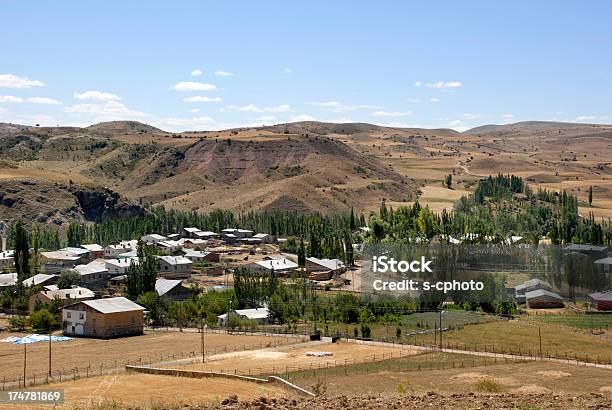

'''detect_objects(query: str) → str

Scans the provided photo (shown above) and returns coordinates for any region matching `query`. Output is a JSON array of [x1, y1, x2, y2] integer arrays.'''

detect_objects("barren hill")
[[0, 119, 610, 223]]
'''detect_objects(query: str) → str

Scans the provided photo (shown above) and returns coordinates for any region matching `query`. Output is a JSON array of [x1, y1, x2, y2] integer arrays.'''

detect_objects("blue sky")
[[1, 1, 611, 132]]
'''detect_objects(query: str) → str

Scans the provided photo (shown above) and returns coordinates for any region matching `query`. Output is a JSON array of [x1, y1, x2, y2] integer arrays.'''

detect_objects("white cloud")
[[306, 101, 380, 112], [426, 81, 462, 89], [173, 81, 217, 91], [371, 110, 412, 117], [462, 113, 484, 120], [214, 70, 234, 77], [257, 115, 276, 121], [0, 95, 24, 103], [292, 114, 315, 122], [266, 104, 292, 113], [575, 115, 596, 122], [283, 68, 293, 74], [64, 100, 149, 120], [404, 98, 421, 103], [0, 74, 44, 89], [190, 108, 200, 113], [222, 103, 292, 113], [191, 69, 203, 76], [501, 113, 514, 120], [0, 95, 61, 104], [74, 90, 122, 102], [430, 97, 440, 103], [328, 117, 354, 123], [414, 81, 422, 87], [183, 96, 223, 103], [28, 97, 62, 105]]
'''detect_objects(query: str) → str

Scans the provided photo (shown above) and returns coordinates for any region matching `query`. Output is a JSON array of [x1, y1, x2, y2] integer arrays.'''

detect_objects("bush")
[[30, 308, 56, 331], [9, 315, 29, 331], [474, 378, 501, 393]]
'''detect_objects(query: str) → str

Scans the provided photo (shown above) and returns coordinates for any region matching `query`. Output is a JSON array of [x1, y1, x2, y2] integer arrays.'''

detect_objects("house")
[[29, 286, 95, 313], [167, 233, 181, 240], [305, 257, 346, 281], [306, 257, 346, 274], [514, 279, 552, 303], [156, 240, 181, 253], [589, 291, 612, 311], [23, 273, 58, 288], [193, 231, 219, 240], [104, 243, 133, 259], [183, 250, 220, 263], [594, 257, 612, 273], [563, 244, 608, 258], [40, 248, 90, 273], [0, 272, 17, 288], [155, 278, 191, 301], [105, 258, 139, 275], [141, 234, 167, 245], [73, 260, 108, 285], [253, 233, 274, 244], [221, 228, 253, 239], [525, 289, 564, 309], [248, 258, 298, 275], [62, 297, 145, 338], [180, 238, 208, 250], [117, 249, 138, 259], [158, 255, 192, 279], [80, 244, 104, 259], [221, 233, 237, 244], [505, 235, 524, 245], [217, 307, 270, 326], [0, 250, 14, 269], [183, 227, 202, 238]]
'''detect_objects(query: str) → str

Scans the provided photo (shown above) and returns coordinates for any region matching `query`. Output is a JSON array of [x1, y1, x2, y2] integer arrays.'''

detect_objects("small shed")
[[525, 289, 564, 309]]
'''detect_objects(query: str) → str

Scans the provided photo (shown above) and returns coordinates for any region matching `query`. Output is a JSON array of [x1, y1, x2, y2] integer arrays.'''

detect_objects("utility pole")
[[538, 326, 542, 358], [23, 342, 27, 387], [439, 310, 444, 350], [200, 316, 207, 363], [226, 299, 232, 334], [48, 332, 52, 380]]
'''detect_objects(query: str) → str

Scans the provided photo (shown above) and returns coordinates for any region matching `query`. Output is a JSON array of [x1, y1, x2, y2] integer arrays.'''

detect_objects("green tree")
[[57, 269, 80, 289], [30, 308, 56, 331], [445, 174, 453, 189], [588, 186, 593, 206], [297, 238, 306, 267], [13, 220, 31, 284], [137, 291, 166, 326]]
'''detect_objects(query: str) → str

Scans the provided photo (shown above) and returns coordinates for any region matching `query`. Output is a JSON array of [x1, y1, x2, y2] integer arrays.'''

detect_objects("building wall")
[[63, 304, 144, 338]]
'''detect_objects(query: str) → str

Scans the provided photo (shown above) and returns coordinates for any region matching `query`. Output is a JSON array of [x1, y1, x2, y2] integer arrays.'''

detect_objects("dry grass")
[[0, 330, 301, 382], [0, 373, 295, 409]]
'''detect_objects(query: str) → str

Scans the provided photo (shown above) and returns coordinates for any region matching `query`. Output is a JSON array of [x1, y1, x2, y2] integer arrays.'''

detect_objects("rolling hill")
[[0, 119, 610, 225]]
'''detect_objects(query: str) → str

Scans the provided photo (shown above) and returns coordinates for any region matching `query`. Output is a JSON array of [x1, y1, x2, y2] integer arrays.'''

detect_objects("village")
[[0, 205, 611, 408]]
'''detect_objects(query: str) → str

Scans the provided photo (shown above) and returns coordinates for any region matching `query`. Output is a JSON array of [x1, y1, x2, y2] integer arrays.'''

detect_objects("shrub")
[[474, 378, 501, 393], [30, 308, 56, 331]]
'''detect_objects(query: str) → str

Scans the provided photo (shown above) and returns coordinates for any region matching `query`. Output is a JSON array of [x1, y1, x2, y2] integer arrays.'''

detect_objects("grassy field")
[[529, 313, 612, 330], [442, 320, 612, 362]]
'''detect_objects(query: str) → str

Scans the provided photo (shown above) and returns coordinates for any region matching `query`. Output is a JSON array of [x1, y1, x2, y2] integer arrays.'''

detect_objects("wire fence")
[[0, 335, 305, 391]]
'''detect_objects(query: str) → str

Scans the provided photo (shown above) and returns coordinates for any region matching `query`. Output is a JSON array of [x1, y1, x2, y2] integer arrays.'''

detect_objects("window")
[[79, 312, 84, 320], [67, 311, 71, 318]]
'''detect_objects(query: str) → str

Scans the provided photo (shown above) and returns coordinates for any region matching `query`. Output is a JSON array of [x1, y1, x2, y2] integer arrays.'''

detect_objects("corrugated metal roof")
[[155, 278, 183, 296], [81, 297, 144, 313], [525, 289, 563, 300]]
